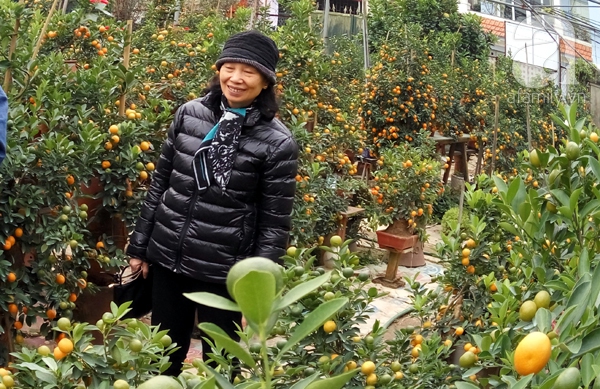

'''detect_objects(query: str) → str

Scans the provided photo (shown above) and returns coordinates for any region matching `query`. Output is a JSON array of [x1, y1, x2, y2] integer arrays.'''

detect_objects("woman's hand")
[[129, 258, 150, 279]]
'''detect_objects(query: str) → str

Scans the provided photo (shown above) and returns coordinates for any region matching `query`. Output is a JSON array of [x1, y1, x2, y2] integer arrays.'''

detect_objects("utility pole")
[[323, 0, 331, 49], [362, 0, 370, 69]]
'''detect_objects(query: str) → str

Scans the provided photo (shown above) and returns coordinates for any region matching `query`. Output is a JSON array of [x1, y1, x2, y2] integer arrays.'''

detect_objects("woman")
[[126, 30, 298, 376]]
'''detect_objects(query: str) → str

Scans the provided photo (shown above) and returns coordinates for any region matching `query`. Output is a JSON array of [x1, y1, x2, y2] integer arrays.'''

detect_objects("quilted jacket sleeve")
[[126, 107, 185, 261], [253, 135, 299, 263]]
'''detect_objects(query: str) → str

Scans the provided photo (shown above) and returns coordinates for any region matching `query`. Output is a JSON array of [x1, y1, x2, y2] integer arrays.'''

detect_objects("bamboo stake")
[[32, 0, 60, 61], [4, 0, 27, 91], [525, 43, 532, 150], [119, 20, 134, 117], [490, 96, 500, 175], [3, 16, 21, 92], [457, 182, 465, 228], [405, 25, 409, 74], [526, 103, 531, 150]]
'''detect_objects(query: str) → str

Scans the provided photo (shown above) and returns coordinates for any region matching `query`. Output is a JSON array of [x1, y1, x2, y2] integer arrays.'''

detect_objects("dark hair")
[[202, 75, 279, 121]]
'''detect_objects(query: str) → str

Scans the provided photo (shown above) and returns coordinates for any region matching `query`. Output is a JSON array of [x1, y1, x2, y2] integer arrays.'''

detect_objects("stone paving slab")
[[361, 256, 444, 332]]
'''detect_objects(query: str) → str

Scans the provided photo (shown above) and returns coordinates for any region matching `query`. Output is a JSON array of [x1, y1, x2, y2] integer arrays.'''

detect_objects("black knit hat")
[[215, 30, 279, 84]]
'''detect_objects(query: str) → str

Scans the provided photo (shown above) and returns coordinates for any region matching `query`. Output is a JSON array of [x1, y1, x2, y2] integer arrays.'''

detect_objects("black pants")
[[151, 265, 242, 376]]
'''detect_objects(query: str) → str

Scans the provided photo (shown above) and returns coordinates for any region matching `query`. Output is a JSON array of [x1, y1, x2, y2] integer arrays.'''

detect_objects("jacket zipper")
[[175, 187, 199, 273]]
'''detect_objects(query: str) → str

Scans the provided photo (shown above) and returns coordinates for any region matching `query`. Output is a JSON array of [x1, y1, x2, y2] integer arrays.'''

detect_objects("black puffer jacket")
[[126, 94, 298, 283]]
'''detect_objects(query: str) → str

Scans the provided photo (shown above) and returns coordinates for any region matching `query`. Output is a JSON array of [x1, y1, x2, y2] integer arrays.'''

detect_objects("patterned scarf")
[[193, 98, 261, 192]]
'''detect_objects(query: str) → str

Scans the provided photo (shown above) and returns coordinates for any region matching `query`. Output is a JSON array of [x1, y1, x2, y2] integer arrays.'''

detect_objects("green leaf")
[[581, 353, 595, 387], [506, 176, 522, 205], [42, 356, 57, 372], [197, 364, 235, 389], [534, 308, 552, 333], [537, 373, 559, 389], [35, 370, 57, 385], [557, 205, 573, 218], [518, 202, 532, 224], [455, 382, 480, 389], [234, 271, 276, 330], [551, 189, 571, 208], [480, 336, 492, 352], [195, 375, 216, 389], [125, 72, 135, 86], [590, 262, 600, 309], [197, 323, 256, 368], [461, 367, 483, 378], [570, 187, 583, 211], [550, 113, 570, 131], [575, 117, 586, 131], [305, 369, 359, 389], [579, 247, 590, 278], [492, 175, 508, 194], [72, 323, 86, 344], [580, 200, 600, 219], [556, 306, 577, 336], [558, 279, 591, 333], [569, 102, 578, 128], [234, 383, 261, 389], [183, 292, 241, 312], [574, 328, 600, 357], [499, 222, 519, 237], [562, 337, 582, 354], [278, 298, 348, 356], [274, 272, 330, 311], [290, 373, 319, 389], [586, 155, 600, 180], [20, 362, 52, 373], [509, 374, 533, 389]]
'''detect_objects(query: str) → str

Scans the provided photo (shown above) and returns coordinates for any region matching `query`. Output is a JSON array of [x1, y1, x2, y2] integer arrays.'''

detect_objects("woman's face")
[[219, 62, 268, 108]]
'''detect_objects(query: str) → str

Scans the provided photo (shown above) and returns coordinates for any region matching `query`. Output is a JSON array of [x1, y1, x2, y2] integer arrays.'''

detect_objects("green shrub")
[[440, 207, 470, 236]]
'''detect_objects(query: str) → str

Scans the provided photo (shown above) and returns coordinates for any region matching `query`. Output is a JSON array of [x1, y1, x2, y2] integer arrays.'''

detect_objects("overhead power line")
[[519, 0, 598, 69]]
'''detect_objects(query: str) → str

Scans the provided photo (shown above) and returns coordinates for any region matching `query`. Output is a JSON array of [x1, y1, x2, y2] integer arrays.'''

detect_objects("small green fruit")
[[102, 312, 114, 322], [226, 257, 283, 301], [293, 266, 304, 277], [329, 235, 343, 247], [113, 380, 130, 389], [57, 317, 71, 331], [137, 376, 183, 389], [566, 141, 580, 160], [160, 334, 172, 347], [459, 351, 477, 368], [129, 339, 143, 352], [529, 149, 541, 167], [342, 267, 354, 278], [553, 367, 581, 389]]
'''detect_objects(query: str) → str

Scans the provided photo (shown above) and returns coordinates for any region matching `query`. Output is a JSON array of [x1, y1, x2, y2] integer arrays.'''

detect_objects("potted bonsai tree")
[[365, 139, 442, 278]]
